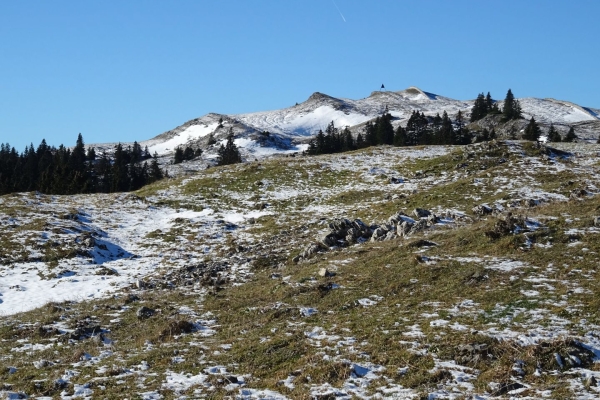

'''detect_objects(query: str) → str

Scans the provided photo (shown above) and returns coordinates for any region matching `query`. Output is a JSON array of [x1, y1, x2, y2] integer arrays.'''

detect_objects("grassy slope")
[[2, 141, 600, 398]]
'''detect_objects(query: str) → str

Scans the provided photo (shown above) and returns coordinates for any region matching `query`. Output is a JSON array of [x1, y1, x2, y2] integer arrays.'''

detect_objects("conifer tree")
[[341, 127, 355, 152], [393, 126, 407, 147], [470, 93, 487, 122], [217, 132, 242, 166], [377, 113, 394, 145], [547, 123, 561, 142], [564, 126, 576, 142], [183, 146, 195, 161], [173, 147, 184, 164], [440, 111, 455, 145], [149, 152, 164, 182], [485, 92, 494, 113], [355, 133, 365, 149], [207, 133, 217, 146], [523, 117, 541, 141], [502, 89, 523, 121]]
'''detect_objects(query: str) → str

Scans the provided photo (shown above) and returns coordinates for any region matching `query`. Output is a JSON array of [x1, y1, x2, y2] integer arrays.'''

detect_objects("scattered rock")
[[33, 359, 54, 369], [136, 306, 156, 319], [407, 239, 437, 248], [584, 375, 597, 388], [159, 320, 195, 339], [413, 208, 431, 218], [317, 268, 330, 277], [95, 266, 119, 276], [472, 204, 493, 216], [490, 382, 525, 396]]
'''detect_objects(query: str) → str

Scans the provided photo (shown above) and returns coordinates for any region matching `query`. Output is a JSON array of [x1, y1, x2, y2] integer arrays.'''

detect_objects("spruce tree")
[[547, 123, 561, 142], [183, 146, 195, 161], [377, 113, 394, 145], [217, 133, 242, 166], [440, 111, 455, 145], [485, 92, 494, 113], [149, 152, 164, 182], [523, 117, 541, 141], [502, 89, 523, 121], [173, 147, 184, 164], [564, 126, 576, 142], [393, 126, 407, 147], [470, 93, 486, 122]]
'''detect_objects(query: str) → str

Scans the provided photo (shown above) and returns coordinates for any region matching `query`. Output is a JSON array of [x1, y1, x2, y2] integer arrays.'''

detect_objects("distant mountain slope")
[[89, 87, 600, 160]]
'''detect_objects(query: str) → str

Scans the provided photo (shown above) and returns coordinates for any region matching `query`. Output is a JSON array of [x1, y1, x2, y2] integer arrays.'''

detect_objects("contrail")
[[331, 0, 346, 22]]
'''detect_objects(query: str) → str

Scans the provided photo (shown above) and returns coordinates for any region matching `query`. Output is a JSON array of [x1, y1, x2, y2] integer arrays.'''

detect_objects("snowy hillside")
[[4, 140, 600, 398], [87, 87, 600, 162]]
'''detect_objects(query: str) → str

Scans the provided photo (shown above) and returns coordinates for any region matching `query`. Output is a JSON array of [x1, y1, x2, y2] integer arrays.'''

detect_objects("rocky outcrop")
[[295, 207, 446, 262]]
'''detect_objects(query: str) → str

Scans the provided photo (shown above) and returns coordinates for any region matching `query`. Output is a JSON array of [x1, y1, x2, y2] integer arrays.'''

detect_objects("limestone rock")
[[413, 208, 431, 218], [137, 306, 156, 320]]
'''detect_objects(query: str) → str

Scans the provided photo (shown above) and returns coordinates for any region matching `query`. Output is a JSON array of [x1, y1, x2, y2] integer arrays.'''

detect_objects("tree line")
[[173, 128, 242, 166], [0, 134, 164, 195], [306, 108, 484, 156], [306, 88, 584, 156]]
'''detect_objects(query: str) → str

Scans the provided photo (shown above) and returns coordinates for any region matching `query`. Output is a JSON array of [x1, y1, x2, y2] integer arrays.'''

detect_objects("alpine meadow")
[[2, 86, 600, 399]]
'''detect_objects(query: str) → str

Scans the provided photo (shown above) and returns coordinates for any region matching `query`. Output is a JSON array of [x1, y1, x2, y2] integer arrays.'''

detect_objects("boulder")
[[413, 208, 431, 218], [398, 221, 413, 237], [472, 204, 493, 216], [321, 233, 339, 247], [426, 214, 438, 226], [408, 219, 428, 235], [370, 227, 388, 242], [136, 306, 156, 320]]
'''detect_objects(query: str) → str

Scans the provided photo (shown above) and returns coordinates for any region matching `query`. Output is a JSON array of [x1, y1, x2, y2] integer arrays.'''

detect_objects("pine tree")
[[341, 127, 355, 151], [217, 132, 242, 166], [377, 113, 394, 145], [393, 126, 407, 146], [564, 126, 576, 142], [523, 117, 541, 141], [440, 111, 455, 145], [183, 146, 195, 161], [111, 143, 130, 192], [547, 123, 561, 142], [87, 147, 96, 161], [454, 110, 470, 144], [173, 147, 184, 164], [207, 133, 217, 146], [149, 152, 164, 182], [356, 133, 365, 149], [485, 92, 494, 113], [470, 93, 486, 122], [502, 89, 523, 121]]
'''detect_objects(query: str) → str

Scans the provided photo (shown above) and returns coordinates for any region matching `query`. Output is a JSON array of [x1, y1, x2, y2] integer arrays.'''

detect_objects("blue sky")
[[1, 0, 599, 151]]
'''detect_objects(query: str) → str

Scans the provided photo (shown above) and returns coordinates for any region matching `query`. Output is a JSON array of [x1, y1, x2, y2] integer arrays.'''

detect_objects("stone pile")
[[295, 207, 445, 262]]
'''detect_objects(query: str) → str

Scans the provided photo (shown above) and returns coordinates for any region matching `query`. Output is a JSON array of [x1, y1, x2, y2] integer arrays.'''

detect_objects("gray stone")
[[136, 306, 156, 320], [398, 221, 413, 237], [370, 227, 388, 241], [594, 216, 600, 227], [585, 375, 598, 387], [300, 243, 323, 260], [383, 231, 397, 241], [413, 208, 431, 218], [426, 214, 438, 226], [408, 219, 428, 235], [472, 204, 493, 216]]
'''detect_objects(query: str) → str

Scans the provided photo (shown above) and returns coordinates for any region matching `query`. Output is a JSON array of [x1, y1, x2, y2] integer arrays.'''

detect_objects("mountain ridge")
[[88, 87, 600, 161]]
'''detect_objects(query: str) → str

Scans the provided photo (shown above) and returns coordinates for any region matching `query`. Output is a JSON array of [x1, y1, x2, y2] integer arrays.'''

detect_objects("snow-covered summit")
[[89, 87, 600, 160]]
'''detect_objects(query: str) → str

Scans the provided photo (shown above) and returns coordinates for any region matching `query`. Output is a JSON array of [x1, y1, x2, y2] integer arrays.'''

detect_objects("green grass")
[[2, 141, 600, 398]]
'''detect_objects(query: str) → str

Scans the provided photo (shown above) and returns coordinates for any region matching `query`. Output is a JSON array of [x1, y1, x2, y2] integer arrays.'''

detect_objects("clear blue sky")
[[1, 0, 599, 151]]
